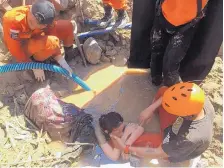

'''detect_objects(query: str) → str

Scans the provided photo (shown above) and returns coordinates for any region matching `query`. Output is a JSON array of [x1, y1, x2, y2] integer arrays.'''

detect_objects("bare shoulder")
[[126, 123, 144, 131]]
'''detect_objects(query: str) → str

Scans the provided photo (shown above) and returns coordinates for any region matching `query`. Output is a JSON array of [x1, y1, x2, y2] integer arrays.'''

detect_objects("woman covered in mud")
[[94, 112, 145, 161]]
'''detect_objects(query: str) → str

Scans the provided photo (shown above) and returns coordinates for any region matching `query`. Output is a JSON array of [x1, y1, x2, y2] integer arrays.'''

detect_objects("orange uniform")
[[103, 0, 127, 10], [3, 5, 74, 62]]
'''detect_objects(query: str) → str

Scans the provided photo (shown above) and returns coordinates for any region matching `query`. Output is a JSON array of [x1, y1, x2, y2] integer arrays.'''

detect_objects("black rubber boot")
[[97, 5, 113, 28], [114, 9, 128, 28], [64, 45, 81, 62]]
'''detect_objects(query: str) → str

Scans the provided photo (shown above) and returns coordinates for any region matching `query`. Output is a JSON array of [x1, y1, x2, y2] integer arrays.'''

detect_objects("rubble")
[[83, 37, 102, 65]]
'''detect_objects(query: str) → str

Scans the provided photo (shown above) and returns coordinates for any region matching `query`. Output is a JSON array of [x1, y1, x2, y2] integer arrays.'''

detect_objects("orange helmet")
[[162, 82, 205, 116]]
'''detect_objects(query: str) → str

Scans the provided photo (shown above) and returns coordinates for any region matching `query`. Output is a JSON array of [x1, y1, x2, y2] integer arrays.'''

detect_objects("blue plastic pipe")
[[84, 19, 99, 25], [0, 62, 91, 91], [84, 18, 132, 28], [77, 22, 132, 39]]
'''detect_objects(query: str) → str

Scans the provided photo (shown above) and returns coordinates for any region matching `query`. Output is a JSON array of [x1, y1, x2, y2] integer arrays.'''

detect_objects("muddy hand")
[[32, 69, 45, 82], [139, 106, 154, 125]]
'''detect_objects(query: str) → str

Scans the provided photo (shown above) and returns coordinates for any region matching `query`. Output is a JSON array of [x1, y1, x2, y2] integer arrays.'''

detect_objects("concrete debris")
[[106, 49, 117, 56], [83, 37, 102, 65]]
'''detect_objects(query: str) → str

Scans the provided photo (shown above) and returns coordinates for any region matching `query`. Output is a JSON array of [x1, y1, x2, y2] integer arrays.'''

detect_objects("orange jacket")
[[162, 0, 208, 26], [103, 0, 127, 10], [3, 6, 45, 62]]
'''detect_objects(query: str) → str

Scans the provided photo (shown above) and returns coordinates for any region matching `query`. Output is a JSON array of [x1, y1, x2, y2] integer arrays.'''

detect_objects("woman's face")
[[110, 123, 125, 138]]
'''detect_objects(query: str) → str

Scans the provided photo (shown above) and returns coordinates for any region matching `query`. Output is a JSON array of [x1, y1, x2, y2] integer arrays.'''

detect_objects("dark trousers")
[[150, 16, 198, 86]]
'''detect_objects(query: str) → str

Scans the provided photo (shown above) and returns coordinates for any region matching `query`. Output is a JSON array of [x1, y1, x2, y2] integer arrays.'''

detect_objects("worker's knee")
[[28, 35, 60, 52], [28, 36, 61, 61]]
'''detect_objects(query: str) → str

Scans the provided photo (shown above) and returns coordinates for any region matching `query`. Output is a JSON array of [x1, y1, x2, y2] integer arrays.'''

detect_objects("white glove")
[[57, 56, 73, 77], [32, 69, 45, 82]]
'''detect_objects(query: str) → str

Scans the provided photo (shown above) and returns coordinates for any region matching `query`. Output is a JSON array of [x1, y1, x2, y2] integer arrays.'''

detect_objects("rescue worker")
[[111, 82, 214, 163], [97, 0, 128, 28], [2, 0, 76, 82], [150, 0, 209, 86]]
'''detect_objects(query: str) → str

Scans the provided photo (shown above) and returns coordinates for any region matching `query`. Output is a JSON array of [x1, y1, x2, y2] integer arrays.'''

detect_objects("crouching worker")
[[2, 0, 76, 82], [24, 86, 96, 146], [150, 0, 209, 86], [97, 0, 128, 28], [112, 82, 214, 164]]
